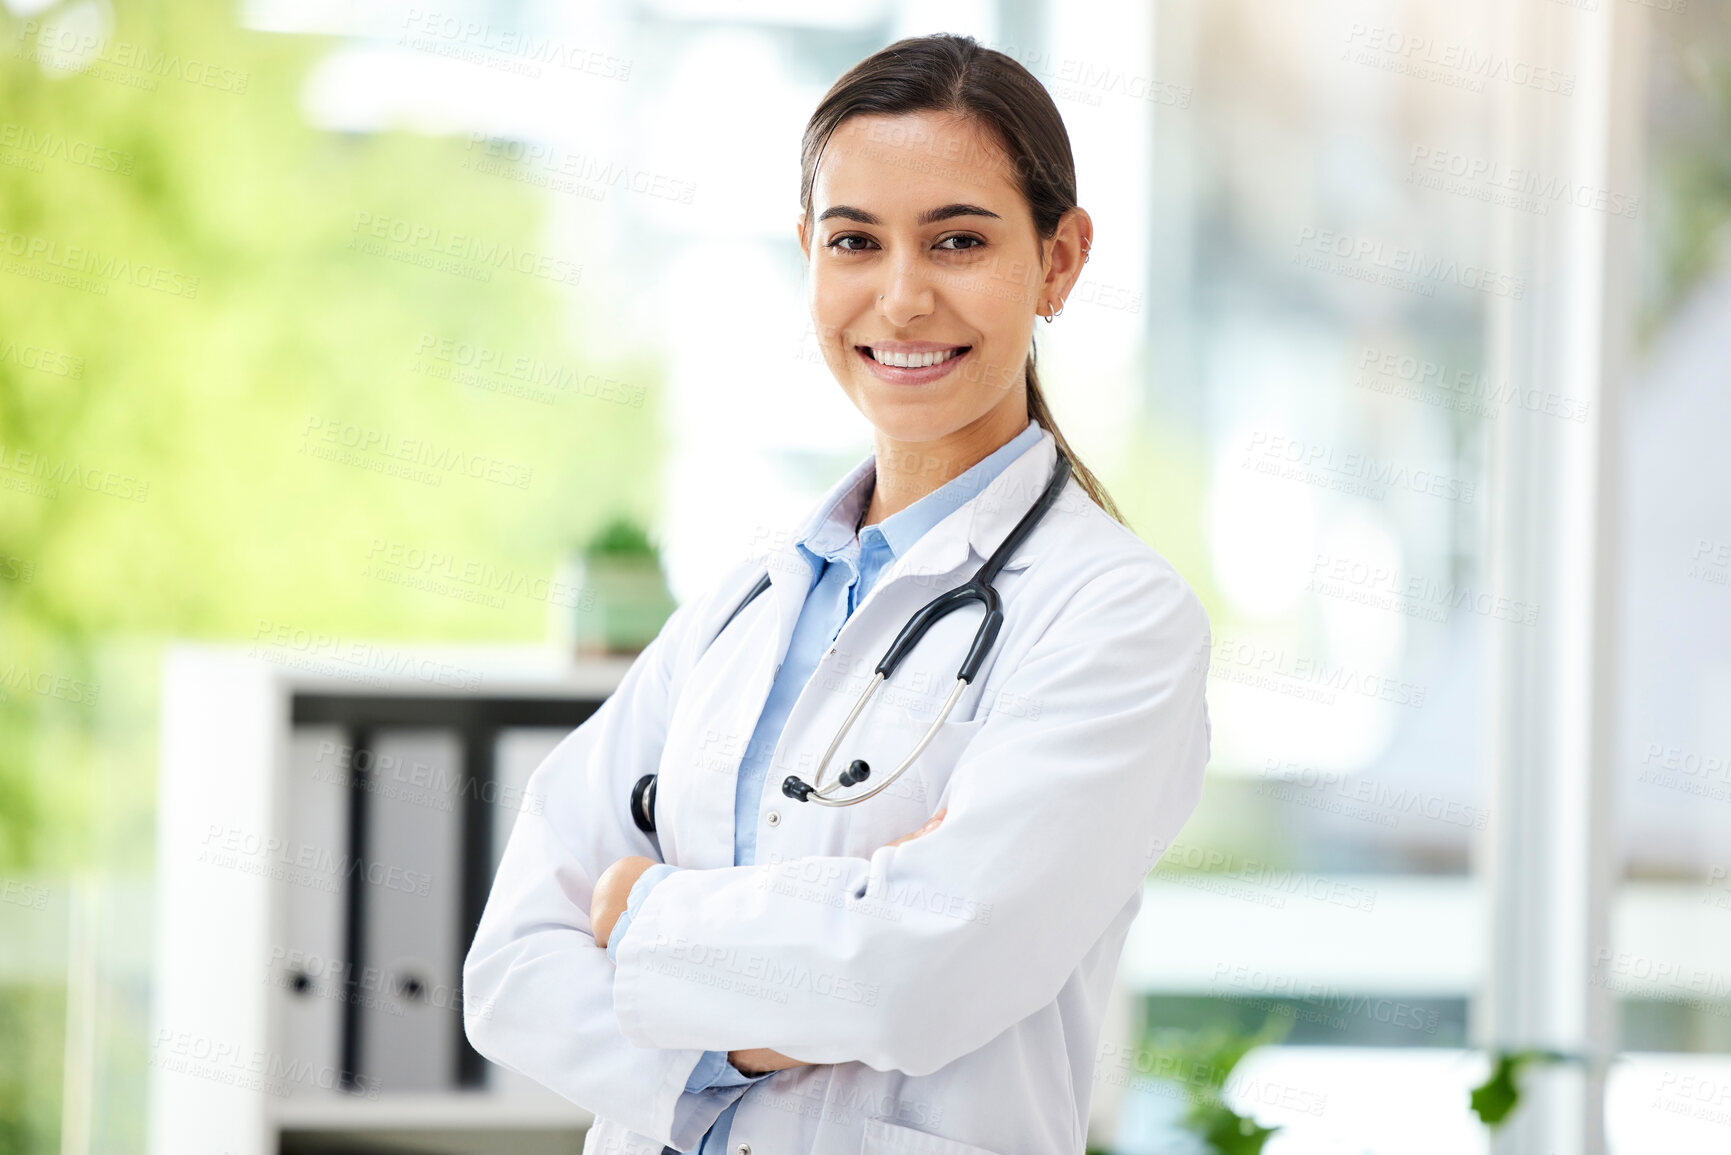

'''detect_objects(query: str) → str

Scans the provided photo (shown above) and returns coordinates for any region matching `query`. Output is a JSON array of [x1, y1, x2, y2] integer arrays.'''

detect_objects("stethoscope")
[[630, 448, 1072, 834]]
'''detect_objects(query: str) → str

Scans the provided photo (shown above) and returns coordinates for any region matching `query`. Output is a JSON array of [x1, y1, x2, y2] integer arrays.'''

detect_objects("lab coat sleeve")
[[610, 865, 772, 1093], [611, 557, 1213, 1077], [605, 863, 679, 965], [461, 591, 750, 1149]]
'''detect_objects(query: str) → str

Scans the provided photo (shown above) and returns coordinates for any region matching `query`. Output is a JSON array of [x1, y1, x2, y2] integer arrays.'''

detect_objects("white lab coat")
[[464, 426, 1213, 1155]]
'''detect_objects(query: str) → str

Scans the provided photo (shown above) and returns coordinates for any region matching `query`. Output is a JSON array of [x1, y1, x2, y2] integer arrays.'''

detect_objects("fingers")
[[887, 807, 948, 847]]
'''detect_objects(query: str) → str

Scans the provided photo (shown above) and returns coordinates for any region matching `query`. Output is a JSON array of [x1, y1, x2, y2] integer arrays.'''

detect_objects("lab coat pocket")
[[858, 1116, 1005, 1155], [837, 708, 983, 859]]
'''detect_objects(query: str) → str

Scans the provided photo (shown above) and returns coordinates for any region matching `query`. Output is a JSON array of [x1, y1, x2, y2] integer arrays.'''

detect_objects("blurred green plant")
[[1467, 1048, 1576, 1129], [0, 0, 660, 866], [1133, 1014, 1292, 1155], [0, 1, 662, 1148], [582, 515, 659, 560], [1642, 5, 1731, 338]]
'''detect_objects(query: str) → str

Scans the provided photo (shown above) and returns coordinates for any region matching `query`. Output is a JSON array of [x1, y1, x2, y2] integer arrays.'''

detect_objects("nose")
[[876, 249, 934, 327]]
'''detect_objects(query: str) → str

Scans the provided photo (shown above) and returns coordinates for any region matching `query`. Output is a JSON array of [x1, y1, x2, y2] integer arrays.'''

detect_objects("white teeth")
[[870, 347, 962, 368]]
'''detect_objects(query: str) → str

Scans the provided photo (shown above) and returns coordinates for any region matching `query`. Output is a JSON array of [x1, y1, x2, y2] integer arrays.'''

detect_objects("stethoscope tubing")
[[629, 448, 1072, 832]]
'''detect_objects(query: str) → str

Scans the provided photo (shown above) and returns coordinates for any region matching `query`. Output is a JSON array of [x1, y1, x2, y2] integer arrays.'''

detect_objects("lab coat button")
[[736, 1145, 751, 1155], [765, 810, 781, 827]]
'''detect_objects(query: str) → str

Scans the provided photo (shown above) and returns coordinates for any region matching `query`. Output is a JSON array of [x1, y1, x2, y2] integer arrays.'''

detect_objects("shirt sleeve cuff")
[[606, 863, 679, 965]]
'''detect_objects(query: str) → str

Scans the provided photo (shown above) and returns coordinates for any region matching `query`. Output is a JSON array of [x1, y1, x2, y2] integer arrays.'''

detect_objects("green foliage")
[[0, 5, 666, 1143], [1137, 1014, 1293, 1155], [583, 515, 659, 560], [1642, 8, 1731, 337], [0, 987, 65, 1155], [1468, 1049, 1570, 1128], [0, 0, 662, 871]]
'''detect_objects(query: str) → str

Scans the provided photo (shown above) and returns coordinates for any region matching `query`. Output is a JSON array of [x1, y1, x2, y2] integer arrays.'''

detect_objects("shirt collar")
[[794, 419, 1043, 568]]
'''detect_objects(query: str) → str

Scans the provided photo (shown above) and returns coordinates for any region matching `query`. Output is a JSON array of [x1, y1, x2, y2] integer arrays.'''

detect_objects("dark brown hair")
[[799, 32, 1126, 525]]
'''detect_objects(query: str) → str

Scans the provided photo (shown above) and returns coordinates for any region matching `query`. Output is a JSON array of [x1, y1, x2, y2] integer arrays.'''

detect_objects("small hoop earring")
[[1043, 301, 1063, 323]]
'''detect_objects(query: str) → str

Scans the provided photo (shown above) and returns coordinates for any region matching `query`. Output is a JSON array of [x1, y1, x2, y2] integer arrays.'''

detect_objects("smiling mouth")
[[856, 345, 971, 368]]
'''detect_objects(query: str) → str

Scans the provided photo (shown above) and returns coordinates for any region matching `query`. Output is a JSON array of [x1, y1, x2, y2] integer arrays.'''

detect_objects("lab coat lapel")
[[758, 423, 1061, 659], [890, 423, 1058, 587]]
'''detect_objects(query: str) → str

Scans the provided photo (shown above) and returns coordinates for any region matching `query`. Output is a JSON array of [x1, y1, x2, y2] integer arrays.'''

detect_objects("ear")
[[1040, 207, 1093, 308], [796, 211, 811, 260]]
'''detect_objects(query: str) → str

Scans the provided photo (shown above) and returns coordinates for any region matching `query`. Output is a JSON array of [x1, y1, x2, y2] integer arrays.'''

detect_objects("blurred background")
[[0, 0, 1727, 1153]]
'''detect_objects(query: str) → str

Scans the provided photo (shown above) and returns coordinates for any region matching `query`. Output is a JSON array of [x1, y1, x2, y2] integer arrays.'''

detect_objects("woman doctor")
[[464, 33, 1213, 1155]]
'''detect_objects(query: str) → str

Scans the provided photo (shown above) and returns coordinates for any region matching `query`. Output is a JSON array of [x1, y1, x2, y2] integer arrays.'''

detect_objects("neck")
[[861, 403, 1031, 527]]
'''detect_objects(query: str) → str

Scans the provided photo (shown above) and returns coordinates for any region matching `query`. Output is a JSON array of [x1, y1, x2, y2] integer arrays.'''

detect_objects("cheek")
[[809, 263, 869, 310]]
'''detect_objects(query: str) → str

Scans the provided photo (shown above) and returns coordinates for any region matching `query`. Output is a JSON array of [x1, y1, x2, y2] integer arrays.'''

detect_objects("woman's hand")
[[728, 1047, 810, 1076], [885, 807, 946, 848], [591, 855, 658, 949]]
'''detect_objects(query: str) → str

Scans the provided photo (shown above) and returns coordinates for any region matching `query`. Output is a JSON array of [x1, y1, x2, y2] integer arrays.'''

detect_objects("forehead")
[[812, 112, 1025, 218]]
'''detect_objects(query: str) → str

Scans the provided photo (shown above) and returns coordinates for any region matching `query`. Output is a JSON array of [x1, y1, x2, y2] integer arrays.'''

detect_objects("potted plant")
[[558, 515, 678, 657]]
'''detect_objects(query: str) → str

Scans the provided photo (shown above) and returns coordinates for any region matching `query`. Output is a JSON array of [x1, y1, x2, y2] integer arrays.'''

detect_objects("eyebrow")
[[817, 203, 1002, 227]]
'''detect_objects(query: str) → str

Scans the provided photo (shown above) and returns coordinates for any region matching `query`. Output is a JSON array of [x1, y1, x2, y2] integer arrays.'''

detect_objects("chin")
[[855, 400, 955, 445]]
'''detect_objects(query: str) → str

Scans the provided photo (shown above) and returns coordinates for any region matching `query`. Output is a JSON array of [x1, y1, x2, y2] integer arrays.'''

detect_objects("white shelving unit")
[[148, 643, 634, 1155]]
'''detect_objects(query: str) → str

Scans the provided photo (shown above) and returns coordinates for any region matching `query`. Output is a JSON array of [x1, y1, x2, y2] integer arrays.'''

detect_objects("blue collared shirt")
[[607, 419, 1042, 1153]]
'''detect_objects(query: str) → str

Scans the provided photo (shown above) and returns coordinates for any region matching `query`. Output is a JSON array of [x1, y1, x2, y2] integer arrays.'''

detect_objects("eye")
[[825, 234, 875, 252], [936, 234, 985, 252]]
